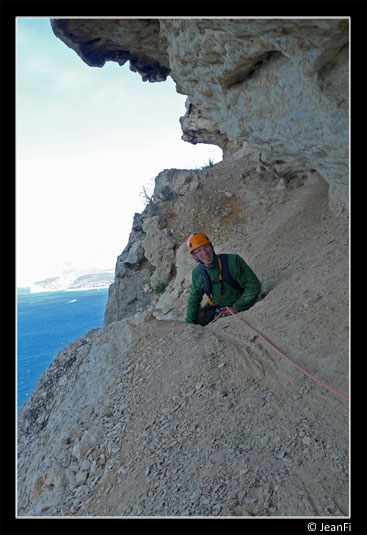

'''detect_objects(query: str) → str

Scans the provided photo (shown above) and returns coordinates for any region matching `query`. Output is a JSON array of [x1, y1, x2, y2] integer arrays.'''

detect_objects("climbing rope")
[[210, 306, 349, 402]]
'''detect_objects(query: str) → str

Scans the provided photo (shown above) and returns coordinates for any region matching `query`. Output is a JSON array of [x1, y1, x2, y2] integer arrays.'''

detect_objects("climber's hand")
[[222, 307, 238, 316]]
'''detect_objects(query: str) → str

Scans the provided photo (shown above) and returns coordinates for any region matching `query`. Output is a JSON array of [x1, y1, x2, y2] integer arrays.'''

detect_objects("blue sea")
[[17, 288, 109, 411]]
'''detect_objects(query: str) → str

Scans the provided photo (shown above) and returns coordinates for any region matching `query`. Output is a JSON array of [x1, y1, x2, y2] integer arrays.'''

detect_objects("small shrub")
[[157, 185, 177, 201], [139, 185, 154, 205], [154, 281, 168, 295], [200, 157, 215, 170]]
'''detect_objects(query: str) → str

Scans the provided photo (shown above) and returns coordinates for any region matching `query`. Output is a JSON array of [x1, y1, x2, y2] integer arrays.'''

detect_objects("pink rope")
[[212, 307, 349, 402]]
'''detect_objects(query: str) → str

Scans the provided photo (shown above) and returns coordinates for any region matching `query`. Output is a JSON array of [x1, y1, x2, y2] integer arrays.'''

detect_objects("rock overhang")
[[51, 17, 349, 211]]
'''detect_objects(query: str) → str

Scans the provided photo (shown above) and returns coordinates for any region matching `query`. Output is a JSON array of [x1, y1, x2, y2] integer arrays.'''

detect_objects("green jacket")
[[185, 253, 261, 324]]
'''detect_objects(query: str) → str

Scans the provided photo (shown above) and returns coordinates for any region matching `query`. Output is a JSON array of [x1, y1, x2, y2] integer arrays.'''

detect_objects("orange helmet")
[[187, 232, 211, 253]]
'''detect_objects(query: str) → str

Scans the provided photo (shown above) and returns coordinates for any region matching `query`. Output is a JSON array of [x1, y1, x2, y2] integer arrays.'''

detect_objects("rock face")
[[51, 18, 170, 80], [17, 19, 349, 518]]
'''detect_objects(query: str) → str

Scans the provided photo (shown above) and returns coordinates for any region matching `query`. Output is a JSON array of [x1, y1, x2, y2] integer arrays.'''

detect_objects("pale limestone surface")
[[18, 155, 349, 518]]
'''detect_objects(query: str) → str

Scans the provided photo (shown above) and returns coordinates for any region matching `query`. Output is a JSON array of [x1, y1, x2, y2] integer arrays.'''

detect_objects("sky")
[[16, 18, 222, 287]]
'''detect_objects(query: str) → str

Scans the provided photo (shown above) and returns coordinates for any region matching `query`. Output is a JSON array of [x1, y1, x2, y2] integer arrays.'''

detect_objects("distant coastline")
[[18, 269, 115, 294], [17, 286, 110, 295]]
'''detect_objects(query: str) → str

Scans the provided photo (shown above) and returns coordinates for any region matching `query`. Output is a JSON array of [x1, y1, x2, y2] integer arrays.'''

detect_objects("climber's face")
[[192, 243, 214, 266]]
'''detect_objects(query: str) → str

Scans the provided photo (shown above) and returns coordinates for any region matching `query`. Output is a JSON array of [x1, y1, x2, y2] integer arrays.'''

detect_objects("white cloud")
[[17, 142, 222, 286]]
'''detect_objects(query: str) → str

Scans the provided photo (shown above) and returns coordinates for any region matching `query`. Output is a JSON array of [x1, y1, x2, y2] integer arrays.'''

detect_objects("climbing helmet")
[[187, 232, 211, 253]]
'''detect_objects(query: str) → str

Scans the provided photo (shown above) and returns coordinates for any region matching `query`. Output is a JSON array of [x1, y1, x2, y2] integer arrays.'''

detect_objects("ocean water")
[[17, 288, 109, 411]]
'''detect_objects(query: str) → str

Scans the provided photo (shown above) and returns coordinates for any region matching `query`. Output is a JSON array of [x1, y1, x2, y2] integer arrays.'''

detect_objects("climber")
[[185, 232, 261, 325]]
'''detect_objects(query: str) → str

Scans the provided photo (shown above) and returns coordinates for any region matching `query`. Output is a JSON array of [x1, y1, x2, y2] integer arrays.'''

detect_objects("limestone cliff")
[[17, 18, 349, 518]]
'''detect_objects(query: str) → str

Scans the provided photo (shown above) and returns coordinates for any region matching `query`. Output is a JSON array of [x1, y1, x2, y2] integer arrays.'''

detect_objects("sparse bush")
[[157, 185, 177, 202], [170, 263, 177, 277], [200, 157, 215, 170], [154, 281, 168, 295], [139, 186, 154, 205]]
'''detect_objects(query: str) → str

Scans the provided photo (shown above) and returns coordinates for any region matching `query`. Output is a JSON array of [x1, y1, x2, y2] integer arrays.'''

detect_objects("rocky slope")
[[17, 18, 349, 518]]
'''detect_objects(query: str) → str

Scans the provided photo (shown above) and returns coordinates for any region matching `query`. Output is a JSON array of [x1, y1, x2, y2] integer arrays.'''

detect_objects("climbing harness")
[[200, 254, 242, 307], [199, 255, 223, 307], [210, 306, 349, 402]]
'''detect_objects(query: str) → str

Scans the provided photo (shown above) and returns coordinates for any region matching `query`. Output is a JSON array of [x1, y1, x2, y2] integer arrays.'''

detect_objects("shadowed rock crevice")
[[224, 51, 284, 89]]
